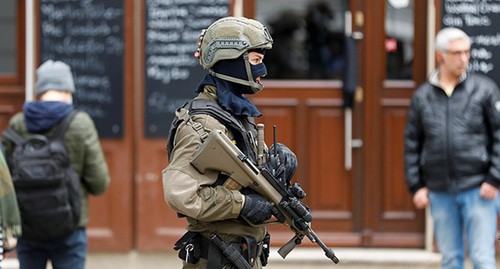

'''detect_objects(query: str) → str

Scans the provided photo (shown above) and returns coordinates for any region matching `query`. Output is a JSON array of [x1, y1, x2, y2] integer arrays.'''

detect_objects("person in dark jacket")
[[2, 60, 110, 269], [404, 27, 500, 269]]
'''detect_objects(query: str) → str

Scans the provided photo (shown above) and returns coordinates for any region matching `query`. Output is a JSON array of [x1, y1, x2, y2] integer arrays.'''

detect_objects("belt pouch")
[[174, 231, 202, 264]]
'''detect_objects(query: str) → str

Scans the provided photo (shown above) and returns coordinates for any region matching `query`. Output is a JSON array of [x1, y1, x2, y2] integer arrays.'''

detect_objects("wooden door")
[[246, 0, 429, 248], [359, 0, 428, 247], [251, 82, 357, 247]]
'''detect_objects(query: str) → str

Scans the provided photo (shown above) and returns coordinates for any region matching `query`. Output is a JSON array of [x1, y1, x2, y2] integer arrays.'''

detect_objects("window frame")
[[0, 0, 25, 85]]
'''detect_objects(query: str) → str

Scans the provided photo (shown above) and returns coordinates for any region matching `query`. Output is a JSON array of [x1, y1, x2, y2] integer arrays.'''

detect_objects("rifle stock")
[[191, 129, 339, 264]]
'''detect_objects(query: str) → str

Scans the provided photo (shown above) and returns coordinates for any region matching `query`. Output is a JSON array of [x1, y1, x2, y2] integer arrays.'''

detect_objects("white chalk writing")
[[442, 0, 500, 81], [40, 0, 124, 137], [144, 0, 229, 136], [145, 0, 229, 85]]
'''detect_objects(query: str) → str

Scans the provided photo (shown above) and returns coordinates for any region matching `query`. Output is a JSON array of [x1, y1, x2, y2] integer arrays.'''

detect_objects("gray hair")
[[435, 27, 470, 52]]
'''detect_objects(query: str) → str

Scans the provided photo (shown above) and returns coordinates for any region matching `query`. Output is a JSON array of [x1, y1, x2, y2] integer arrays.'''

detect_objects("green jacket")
[[2, 111, 110, 227]]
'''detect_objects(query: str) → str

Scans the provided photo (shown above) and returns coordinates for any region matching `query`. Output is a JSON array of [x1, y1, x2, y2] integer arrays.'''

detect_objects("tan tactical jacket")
[[162, 85, 266, 242]]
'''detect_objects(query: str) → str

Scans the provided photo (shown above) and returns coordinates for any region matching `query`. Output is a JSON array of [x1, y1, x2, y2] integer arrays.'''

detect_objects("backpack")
[[2, 111, 81, 240]]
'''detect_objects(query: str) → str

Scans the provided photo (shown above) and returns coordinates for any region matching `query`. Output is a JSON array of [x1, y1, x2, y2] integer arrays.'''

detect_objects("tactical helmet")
[[196, 17, 273, 69]]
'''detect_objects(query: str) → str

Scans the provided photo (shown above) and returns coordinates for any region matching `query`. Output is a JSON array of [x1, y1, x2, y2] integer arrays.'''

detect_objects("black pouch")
[[174, 231, 202, 264], [260, 233, 271, 266], [239, 235, 258, 267]]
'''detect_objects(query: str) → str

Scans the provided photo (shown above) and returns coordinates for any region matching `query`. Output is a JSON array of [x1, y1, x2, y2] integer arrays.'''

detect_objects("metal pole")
[[425, 0, 436, 253], [344, 11, 353, 171], [25, 0, 35, 102], [345, 108, 353, 170], [233, 0, 243, 17]]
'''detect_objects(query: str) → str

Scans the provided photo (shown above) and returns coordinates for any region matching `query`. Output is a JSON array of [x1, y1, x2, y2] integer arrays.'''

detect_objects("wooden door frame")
[[0, 0, 26, 130]]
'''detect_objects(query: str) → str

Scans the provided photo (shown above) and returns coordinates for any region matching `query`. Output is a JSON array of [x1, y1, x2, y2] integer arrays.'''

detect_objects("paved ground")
[[4, 247, 500, 269], [82, 248, 440, 269], [84, 247, 500, 269], [6, 247, 440, 269]]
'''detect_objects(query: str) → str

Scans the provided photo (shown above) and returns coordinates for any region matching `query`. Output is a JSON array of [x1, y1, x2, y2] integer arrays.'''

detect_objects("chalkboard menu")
[[144, 0, 230, 138], [39, 0, 124, 138], [441, 0, 500, 86]]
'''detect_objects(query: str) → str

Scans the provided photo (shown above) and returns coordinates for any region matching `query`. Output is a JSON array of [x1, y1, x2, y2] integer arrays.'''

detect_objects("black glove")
[[240, 193, 274, 224]]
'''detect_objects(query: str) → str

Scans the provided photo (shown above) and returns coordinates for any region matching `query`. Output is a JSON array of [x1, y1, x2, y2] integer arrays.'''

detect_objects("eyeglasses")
[[444, 49, 470, 57]]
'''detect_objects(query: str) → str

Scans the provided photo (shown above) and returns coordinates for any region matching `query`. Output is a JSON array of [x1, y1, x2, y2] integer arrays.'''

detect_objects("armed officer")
[[162, 17, 291, 269]]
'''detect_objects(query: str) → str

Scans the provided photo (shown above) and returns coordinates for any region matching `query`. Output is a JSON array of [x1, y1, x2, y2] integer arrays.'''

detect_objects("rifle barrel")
[[307, 229, 340, 263]]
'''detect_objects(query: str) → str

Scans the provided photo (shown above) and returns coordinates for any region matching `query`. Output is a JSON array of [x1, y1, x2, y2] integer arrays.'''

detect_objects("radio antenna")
[[273, 125, 277, 155]]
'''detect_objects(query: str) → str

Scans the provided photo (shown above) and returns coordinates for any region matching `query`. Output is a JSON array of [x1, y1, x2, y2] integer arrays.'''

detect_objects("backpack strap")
[[2, 128, 24, 146], [52, 110, 78, 140]]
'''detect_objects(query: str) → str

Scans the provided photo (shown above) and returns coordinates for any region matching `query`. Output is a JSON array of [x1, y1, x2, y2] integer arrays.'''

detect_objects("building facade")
[[1, 0, 493, 252]]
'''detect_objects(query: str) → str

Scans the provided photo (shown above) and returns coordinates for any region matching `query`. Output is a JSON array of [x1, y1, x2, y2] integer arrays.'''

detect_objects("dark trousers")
[[17, 228, 87, 269]]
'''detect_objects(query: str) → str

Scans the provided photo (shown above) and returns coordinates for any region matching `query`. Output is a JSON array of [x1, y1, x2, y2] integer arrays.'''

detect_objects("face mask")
[[251, 62, 267, 80], [212, 55, 268, 94]]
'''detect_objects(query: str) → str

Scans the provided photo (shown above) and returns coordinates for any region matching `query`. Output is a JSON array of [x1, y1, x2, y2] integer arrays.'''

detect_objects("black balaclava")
[[197, 53, 268, 117]]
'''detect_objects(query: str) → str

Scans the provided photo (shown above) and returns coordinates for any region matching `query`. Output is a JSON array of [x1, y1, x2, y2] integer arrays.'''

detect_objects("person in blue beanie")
[[2, 60, 110, 269]]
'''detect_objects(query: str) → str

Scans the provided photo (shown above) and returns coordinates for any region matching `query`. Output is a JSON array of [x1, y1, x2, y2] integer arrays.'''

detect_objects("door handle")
[[351, 31, 364, 40], [345, 11, 364, 40], [344, 108, 363, 171], [344, 12, 363, 171]]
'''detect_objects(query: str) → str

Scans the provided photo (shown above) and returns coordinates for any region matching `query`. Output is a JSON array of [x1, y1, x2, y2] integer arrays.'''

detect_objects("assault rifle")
[[190, 129, 340, 264]]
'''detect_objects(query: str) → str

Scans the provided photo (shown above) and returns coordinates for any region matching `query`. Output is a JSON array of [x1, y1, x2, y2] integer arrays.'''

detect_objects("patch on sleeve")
[[496, 101, 500, 112]]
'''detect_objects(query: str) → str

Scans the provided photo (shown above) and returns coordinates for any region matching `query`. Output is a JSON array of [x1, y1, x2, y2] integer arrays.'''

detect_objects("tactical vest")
[[167, 98, 258, 165]]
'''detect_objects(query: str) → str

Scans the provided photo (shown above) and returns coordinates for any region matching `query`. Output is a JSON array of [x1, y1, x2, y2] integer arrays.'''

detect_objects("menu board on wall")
[[144, 0, 230, 138], [441, 0, 500, 86], [39, 0, 125, 138]]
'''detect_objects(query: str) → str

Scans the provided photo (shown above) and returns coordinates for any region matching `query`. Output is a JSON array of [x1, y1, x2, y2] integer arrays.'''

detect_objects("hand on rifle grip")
[[240, 193, 274, 224]]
